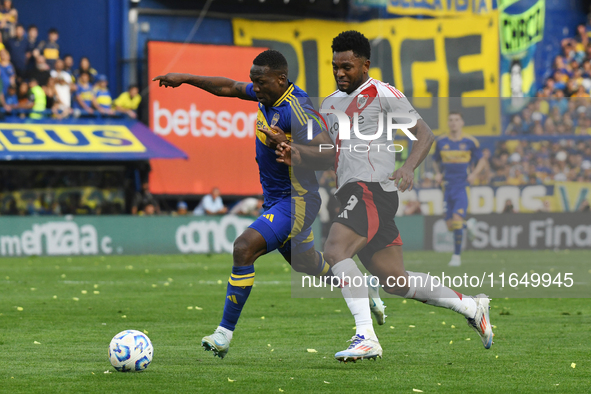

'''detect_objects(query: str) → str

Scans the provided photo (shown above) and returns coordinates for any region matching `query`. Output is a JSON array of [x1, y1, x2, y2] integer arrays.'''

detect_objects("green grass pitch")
[[1, 251, 590, 393]]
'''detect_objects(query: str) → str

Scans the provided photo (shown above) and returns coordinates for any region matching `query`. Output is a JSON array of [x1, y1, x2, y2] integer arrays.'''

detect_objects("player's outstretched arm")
[[152, 73, 255, 101], [390, 118, 435, 192]]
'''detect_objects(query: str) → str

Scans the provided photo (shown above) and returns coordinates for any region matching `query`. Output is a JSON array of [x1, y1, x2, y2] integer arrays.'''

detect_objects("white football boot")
[[448, 254, 461, 267], [366, 275, 387, 325], [466, 218, 477, 241], [466, 294, 494, 349], [335, 334, 382, 362], [201, 328, 231, 358]]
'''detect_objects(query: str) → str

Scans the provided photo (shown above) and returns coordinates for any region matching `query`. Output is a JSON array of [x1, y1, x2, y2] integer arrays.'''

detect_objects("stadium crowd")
[[506, 22, 591, 137], [0, 1, 141, 119]]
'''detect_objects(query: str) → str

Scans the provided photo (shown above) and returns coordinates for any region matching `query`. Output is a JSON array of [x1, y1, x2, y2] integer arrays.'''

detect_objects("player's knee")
[[232, 237, 255, 266]]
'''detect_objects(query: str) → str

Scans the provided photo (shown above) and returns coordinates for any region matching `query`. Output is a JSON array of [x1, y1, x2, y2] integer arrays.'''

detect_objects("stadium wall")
[[0, 215, 423, 257], [425, 212, 591, 251]]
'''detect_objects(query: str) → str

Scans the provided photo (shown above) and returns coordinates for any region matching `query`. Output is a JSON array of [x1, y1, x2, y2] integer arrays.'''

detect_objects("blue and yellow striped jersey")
[[434, 134, 482, 187], [245, 82, 325, 206]]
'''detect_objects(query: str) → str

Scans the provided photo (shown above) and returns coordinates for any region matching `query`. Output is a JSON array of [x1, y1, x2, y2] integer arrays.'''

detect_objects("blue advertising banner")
[[0, 119, 187, 161]]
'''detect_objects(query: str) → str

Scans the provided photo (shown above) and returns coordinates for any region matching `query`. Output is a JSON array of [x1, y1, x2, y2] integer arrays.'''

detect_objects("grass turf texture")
[[1, 251, 589, 393]]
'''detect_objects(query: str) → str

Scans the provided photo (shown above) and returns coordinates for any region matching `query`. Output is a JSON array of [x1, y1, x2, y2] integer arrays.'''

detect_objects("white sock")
[[332, 258, 376, 339], [404, 271, 477, 319], [216, 325, 233, 341]]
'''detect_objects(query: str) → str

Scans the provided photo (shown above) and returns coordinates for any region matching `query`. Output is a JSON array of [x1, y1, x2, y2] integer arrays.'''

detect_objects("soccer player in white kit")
[[265, 31, 493, 361]]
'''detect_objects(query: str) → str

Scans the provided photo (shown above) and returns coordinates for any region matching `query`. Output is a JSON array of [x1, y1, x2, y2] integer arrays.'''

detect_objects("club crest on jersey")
[[357, 94, 369, 109], [459, 143, 467, 150], [271, 113, 280, 127]]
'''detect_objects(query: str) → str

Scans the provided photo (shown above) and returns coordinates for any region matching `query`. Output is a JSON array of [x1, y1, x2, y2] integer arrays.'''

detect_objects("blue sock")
[[220, 265, 255, 331], [453, 229, 463, 255]]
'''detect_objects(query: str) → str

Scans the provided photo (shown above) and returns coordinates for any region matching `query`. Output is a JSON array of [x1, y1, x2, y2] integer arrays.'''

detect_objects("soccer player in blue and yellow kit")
[[153, 50, 352, 358], [433, 112, 487, 267]]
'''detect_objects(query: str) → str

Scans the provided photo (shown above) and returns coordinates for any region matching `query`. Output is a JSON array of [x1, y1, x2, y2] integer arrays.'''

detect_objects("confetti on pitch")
[[571, 363, 576, 369], [408, 325, 415, 328], [465, 338, 471, 341], [390, 326, 394, 329], [413, 389, 423, 393], [94, 291, 100, 295], [81, 290, 87, 294], [279, 389, 284, 392], [402, 300, 407, 304], [104, 371, 111, 374], [187, 306, 194, 310], [451, 325, 456, 329], [195, 306, 203, 310], [307, 349, 317, 353], [16, 307, 23, 311], [152, 284, 157, 288], [72, 298, 79, 301], [261, 316, 265, 320], [227, 378, 235, 382], [34, 341, 41, 345], [496, 355, 499, 359], [324, 381, 330, 384], [449, 341, 453, 344], [217, 280, 223, 285], [442, 321, 446, 325]]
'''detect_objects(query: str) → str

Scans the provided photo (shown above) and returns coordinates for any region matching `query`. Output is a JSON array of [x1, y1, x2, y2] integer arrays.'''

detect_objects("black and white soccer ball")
[[108, 330, 153, 372]]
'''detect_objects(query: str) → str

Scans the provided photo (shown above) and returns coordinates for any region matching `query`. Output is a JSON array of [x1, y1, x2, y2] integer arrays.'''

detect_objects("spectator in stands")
[[25, 24, 39, 73], [74, 71, 95, 114], [50, 58, 73, 109], [131, 181, 160, 215], [16, 80, 31, 111], [37, 28, 59, 69], [93, 74, 114, 115], [45, 77, 70, 119], [27, 54, 50, 87], [73, 56, 97, 83], [6, 23, 26, 78], [140, 202, 156, 216], [0, 49, 15, 96], [193, 187, 227, 215], [114, 84, 141, 118], [5, 83, 16, 108], [175, 201, 188, 215], [229, 196, 264, 216], [63, 54, 75, 77], [28, 77, 46, 119], [0, 0, 17, 41]]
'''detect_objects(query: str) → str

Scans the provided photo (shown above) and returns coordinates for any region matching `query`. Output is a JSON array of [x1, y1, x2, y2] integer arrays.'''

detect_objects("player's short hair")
[[449, 111, 463, 119], [332, 30, 371, 60], [49, 28, 59, 35], [252, 50, 288, 75]]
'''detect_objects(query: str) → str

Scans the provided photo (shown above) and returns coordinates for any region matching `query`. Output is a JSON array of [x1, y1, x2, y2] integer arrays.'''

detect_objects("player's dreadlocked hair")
[[332, 30, 371, 60], [253, 49, 288, 75]]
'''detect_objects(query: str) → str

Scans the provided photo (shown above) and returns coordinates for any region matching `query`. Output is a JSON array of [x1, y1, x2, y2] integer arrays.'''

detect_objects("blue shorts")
[[444, 186, 468, 220], [249, 192, 320, 258]]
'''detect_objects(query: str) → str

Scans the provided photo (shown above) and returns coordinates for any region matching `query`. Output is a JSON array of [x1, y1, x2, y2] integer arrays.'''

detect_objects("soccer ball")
[[108, 330, 153, 372]]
